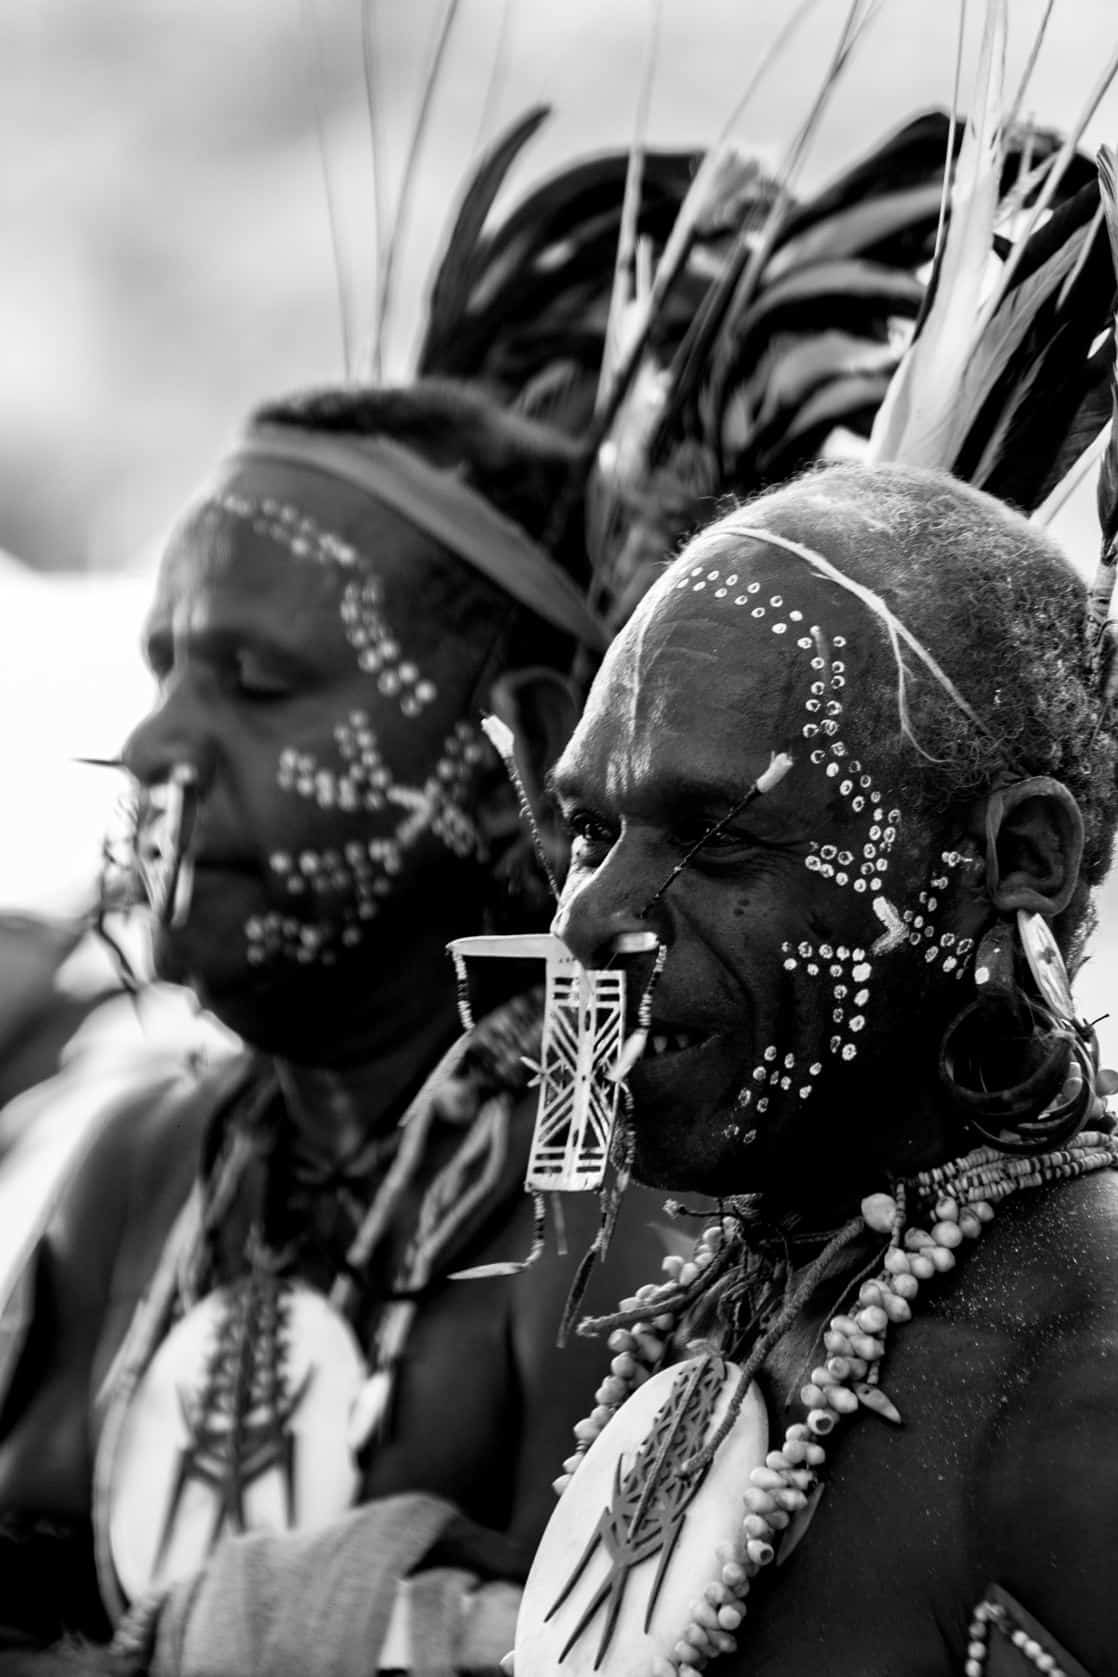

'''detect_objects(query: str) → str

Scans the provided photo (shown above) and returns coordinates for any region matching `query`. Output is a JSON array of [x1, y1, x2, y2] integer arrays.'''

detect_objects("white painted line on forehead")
[[701, 521, 996, 750]]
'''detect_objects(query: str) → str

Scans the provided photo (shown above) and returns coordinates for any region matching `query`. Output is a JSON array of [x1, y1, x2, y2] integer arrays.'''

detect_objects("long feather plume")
[[1055, 200, 1105, 310], [976, 37, 1118, 336], [596, 0, 664, 411], [419, 104, 550, 374], [961, 220, 1096, 481], [930, 0, 968, 277], [1086, 144, 1118, 648], [656, 0, 884, 459], [371, 0, 462, 380], [1034, 418, 1112, 528], [963, 172, 1114, 511], [867, 0, 1007, 465], [302, 0, 355, 378], [581, 0, 837, 468]]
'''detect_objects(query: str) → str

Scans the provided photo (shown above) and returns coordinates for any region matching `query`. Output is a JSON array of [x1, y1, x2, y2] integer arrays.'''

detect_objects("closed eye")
[[230, 650, 295, 701]]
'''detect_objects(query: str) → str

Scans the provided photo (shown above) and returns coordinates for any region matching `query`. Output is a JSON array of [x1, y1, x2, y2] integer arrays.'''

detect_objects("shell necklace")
[[513, 1132, 1118, 1677]]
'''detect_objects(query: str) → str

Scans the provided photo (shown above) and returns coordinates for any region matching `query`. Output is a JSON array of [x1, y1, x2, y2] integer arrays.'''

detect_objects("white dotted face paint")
[[890, 848, 980, 980], [672, 566, 913, 1103], [204, 492, 490, 971]]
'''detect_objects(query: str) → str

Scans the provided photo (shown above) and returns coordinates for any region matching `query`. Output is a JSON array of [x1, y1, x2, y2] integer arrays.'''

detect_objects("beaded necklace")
[[542, 1131, 1118, 1677]]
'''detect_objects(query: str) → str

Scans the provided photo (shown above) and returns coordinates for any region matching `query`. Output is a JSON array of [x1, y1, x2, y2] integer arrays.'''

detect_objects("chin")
[[623, 1037, 761, 1194], [626, 1101, 758, 1198]]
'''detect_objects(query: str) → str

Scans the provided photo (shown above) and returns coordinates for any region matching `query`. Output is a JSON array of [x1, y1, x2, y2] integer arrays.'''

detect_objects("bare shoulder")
[[961, 1168, 1118, 1676], [48, 1046, 250, 1256], [943, 1163, 1118, 1335]]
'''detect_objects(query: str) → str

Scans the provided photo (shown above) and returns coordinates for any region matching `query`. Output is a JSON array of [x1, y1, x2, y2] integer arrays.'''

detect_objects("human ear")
[[981, 777, 1084, 916]]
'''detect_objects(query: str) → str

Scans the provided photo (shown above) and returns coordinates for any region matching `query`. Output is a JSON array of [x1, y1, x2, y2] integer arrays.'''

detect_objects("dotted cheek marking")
[[789, 624, 909, 1081], [674, 565, 906, 1105], [209, 494, 483, 969], [732, 1042, 827, 1124], [899, 849, 979, 979], [251, 718, 488, 967], [340, 575, 438, 719]]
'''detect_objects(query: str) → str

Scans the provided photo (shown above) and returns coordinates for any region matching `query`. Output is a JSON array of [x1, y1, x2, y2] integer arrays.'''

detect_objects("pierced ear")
[[982, 777, 1084, 916]]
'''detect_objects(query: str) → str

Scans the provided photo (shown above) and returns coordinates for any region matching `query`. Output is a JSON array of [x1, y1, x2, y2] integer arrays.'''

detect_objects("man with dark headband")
[[514, 464, 1118, 1677], [0, 381, 665, 1676]]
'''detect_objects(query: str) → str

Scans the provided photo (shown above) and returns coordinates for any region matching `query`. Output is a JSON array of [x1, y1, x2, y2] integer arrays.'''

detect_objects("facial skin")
[[123, 457, 509, 1064], [551, 540, 987, 1215]]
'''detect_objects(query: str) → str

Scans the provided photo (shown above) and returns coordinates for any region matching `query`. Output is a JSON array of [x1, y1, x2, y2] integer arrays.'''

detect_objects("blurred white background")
[[1, 0, 1117, 1038]]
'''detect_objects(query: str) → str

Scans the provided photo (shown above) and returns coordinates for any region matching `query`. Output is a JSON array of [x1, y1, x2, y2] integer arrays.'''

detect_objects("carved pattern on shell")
[[546, 1354, 726, 1665]]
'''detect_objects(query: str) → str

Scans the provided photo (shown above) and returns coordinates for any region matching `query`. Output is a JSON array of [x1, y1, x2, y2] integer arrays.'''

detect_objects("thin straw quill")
[[1086, 144, 1118, 647], [976, 38, 1118, 338], [596, 0, 663, 413], [867, 0, 1007, 466], [371, 0, 462, 380]]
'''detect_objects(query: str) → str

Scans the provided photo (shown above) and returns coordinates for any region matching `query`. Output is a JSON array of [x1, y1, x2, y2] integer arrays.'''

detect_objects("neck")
[[758, 1062, 961, 1237], [260, 911, 473, 1158], [273, 987, 462, 1165]]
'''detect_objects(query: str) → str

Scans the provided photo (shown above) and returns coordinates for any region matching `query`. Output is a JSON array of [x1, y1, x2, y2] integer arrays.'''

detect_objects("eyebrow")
[[546, 762, 776, 820], [142, 619, 317, 678]]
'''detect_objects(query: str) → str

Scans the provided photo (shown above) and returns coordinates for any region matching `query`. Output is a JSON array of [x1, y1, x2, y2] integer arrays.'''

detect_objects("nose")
[[121, 679, 215, 792], [551, 837, 667, 968]]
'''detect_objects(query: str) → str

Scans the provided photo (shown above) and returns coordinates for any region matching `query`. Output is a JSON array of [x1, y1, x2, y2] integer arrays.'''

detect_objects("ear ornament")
[[938, 911, 1108, 1154]]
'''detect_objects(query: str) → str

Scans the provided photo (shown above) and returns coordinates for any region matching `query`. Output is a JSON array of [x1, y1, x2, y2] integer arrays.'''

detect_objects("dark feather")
[[954, 182, 1116, 507], [780, 112, 954, 235], [421, 146, 706, 402], [765, 181, 944, 281], [751, 373, 891, 481], [419, 104, 552, 374], [1029, 342, 1116, 509]]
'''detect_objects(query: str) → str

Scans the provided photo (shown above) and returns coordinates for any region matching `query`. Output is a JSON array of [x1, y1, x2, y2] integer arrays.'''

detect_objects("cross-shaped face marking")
[[122, 466, 498, 1012]]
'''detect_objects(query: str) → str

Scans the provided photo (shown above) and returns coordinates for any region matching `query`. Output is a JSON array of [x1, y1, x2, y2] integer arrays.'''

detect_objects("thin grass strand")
[[301, 0, 354, 379], [372, 0, 462, 379], [1004, 0, 1058, 135], [931, 0, 968, 276], [726, 522, 1000, 749], [975, 35, 1118, 337], [597, 0, 664, 413]]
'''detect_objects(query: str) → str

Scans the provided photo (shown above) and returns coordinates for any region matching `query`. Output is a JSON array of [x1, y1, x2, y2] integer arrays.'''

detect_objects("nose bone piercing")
[[137, 762, 200, 928]]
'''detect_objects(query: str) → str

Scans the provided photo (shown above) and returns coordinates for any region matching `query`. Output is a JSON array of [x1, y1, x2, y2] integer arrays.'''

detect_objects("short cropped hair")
[[682, 462, 1118, 952], [252, 378, 585, 578]]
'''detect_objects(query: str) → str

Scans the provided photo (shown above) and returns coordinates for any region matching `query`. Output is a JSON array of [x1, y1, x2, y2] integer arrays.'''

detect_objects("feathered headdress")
[[314, 3, 1117, 651], [860, 0, 1118, 712]]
